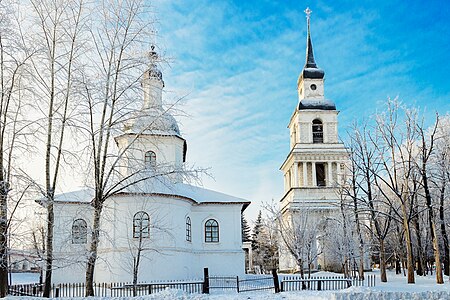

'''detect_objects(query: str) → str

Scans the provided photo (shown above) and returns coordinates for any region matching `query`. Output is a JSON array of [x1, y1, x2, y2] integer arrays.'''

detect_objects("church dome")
[[124, 107, 180, 136]]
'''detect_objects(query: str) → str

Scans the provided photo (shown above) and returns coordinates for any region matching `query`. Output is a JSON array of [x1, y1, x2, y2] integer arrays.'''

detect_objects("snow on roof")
[[120, 179, 250, 207], [298, 98, 336, 111], [51, 180, 249, 209], [53, 189, 94, 203]]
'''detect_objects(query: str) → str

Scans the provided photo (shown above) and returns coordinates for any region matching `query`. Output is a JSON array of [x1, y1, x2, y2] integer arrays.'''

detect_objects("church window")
[[72, 219, 87, 244], [186, 217, 192, 242], [205, 219, 219, 243], [144, 151, 156, 167], [312, 119, 323, 143], [316, 163, 326, 187], [133, 211, 150, 239]]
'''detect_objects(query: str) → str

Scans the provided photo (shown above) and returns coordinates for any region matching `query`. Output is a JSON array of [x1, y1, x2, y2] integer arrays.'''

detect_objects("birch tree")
[[29, 0, 86, 295]]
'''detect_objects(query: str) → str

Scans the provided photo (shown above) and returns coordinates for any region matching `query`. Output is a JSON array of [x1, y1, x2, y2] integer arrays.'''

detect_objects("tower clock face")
[[310, 84, 317, 90]]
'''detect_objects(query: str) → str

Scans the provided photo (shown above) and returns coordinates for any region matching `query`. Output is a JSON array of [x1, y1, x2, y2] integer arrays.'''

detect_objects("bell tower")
[[278, 8, 349, 272]]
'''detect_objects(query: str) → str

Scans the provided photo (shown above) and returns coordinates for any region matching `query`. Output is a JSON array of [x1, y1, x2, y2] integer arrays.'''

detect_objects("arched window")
[[72, 219, 87, 244], [205, 219, 219, 243], [312, 119, 323, 143], [133, 211, 150, 238], [186, 217, 192, 242], [144, 151, 156, 167]]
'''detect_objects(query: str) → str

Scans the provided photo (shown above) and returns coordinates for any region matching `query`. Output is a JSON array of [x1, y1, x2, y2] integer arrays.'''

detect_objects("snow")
[[8, 270, 450, 299]]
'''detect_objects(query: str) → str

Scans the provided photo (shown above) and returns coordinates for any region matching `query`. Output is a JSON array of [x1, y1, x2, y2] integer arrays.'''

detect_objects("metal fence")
[[238, 275, 274, 292], [208, 276, 237, 291], [8, 280, 204, 297], [8, 271, 376, 297], [281, 274, 376, 292]]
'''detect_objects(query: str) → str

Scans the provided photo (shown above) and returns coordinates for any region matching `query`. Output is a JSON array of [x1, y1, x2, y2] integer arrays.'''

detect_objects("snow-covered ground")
[[6, 270, 450, 299]]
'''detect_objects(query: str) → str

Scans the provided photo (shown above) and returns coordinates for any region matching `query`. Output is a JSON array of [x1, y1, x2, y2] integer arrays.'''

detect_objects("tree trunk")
[[395, 253, 401, 274], [85, 201, 102, 296], [412, 213, 425, 276], [0, 189, 8, 297], [439, 185, 449, 276], [422, 164, 444, 283], [351, 181, 365, 279], [132, 235, 143, 297], [401, 201, 415, 283], [379, 238, 387, 282], [43, 194, 54, 297]]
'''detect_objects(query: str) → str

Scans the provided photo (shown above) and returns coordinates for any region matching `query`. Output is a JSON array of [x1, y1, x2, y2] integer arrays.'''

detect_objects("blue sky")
[[153, 0, 450, 222]]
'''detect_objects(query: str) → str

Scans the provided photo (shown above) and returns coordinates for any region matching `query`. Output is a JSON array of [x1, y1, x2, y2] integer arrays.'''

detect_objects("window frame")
[[144, 151, 156, 167], [133, 211, 150, 239], [72, 218, 87, 244], [186, 217, 192, 242], [204, 219, 219, 243]]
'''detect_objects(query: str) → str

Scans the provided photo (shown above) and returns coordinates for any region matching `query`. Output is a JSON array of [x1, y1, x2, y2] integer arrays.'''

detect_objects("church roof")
[[298, 98, 336, 110], [49, 181, 249, 209]]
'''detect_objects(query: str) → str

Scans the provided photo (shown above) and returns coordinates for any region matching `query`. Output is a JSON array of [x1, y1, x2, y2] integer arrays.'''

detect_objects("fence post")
[[317, 280, 321, 291], [272, 269, 280, 293], [236, 276, 240, 293], [55, 287, 60, 298], [202, 268, 209, 294]]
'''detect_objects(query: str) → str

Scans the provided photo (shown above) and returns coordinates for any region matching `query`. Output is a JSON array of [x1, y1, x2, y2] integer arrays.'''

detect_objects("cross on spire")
[[304, 7, 312, 19]]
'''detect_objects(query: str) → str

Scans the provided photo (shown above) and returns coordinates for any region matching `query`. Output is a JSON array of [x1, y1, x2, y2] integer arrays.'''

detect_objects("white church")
[[47, 49, 250, 283], [278, 10, 350, 272]]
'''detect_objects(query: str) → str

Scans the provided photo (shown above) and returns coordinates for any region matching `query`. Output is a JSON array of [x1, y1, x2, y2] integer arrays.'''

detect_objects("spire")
[[305, 7, 317, 68], [301, 8, 324, 79]]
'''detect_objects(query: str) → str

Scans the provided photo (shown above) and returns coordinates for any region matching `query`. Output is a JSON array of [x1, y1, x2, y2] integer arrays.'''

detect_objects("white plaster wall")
[[115, 134, 185, 178], [298, 78, 325, 100], [52, 202, 92, 284], [92, 195, 245, 282]]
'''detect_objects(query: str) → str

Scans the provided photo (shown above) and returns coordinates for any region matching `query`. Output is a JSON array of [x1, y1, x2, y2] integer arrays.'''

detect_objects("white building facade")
[[48, 49, 250, 283], [278, 13, 349, 272]]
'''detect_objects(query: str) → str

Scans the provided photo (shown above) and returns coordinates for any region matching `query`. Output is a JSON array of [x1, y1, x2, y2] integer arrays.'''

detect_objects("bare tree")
[[415, 113, 443, 283], [266, 202, 319, 278], [434, 115, 450, 276], [29, 0, 86, 295], [347, 123, 392, 282], [0, 1, 35, 295], [341, 143, 366, 279], [370, 99, 420, 283]]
